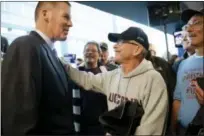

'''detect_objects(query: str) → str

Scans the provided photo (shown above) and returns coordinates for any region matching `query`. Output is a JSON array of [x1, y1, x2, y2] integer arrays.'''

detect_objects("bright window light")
[[1, 2, 177, 59], [54, 41, 62, 58], [1, 27, 8, 33], [9, 29, 27, 35]]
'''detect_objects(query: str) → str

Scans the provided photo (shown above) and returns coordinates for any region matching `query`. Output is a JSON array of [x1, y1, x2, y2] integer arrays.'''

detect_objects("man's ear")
[[42, 9, 52, 22], [133, 46, 142, 56]]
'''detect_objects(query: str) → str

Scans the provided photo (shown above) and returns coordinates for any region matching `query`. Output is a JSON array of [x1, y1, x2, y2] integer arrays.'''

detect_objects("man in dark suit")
[[1, 2, 74, 135]]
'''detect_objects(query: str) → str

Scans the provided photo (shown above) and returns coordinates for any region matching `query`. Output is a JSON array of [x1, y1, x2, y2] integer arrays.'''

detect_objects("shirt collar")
[[35, 29, 54, 50]]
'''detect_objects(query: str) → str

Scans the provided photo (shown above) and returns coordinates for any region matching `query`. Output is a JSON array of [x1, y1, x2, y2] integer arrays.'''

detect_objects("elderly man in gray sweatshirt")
[[63, 27, 168, 135]]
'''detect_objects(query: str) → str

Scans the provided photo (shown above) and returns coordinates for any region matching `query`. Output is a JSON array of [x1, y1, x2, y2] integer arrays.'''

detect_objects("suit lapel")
[[30, 31, 68, 93], [44, 44, 68, 91]]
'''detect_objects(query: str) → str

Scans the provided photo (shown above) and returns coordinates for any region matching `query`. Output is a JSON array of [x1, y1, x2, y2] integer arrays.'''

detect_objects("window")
[[1, 2, 177, 58]]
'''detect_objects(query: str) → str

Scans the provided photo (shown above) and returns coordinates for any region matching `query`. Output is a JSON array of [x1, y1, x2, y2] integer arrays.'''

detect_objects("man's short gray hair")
[[83, 41, 101, 54]]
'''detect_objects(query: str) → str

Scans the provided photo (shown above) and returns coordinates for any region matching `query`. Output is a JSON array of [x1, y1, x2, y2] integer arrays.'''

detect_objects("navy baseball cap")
[[108, 27, 149, 50], [181, 8, 204, 23]]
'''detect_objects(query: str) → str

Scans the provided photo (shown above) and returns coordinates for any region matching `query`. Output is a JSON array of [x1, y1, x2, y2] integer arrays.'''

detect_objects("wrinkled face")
[[113, 40, 142, 64], [186, 15, 203, 47], [44, 2, 73, 41], [84, 44, 100, 65], [101, 50, 109, 63]]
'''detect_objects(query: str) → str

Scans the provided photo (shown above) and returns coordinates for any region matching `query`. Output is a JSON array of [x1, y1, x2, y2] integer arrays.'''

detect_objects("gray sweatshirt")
[[65, 58, 168, 135]]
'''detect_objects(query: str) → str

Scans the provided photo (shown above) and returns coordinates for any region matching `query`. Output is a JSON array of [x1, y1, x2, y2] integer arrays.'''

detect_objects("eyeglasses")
[[84, 49, 98, 53], [185, 21, 203, 30], [117, 40, 139, 46]]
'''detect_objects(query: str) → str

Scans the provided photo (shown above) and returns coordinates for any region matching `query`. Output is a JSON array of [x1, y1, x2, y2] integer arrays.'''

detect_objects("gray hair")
[[83, 41, 101, 54], [137, 43, 148, 58]]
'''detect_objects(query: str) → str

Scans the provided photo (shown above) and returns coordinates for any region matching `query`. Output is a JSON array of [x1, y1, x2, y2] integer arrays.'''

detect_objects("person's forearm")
[[65, 64, 105, 94], [171, 100, 181, 133], [65, 64, 93, 90]]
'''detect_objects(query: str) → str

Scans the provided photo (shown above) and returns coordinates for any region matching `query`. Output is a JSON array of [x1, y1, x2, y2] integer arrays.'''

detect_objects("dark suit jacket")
[[1, 31, 75, 135]]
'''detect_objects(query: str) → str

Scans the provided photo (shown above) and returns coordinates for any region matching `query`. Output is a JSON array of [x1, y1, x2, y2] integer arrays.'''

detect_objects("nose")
[[101, 54, 105, 58], [87, 52, 92, 55], [67, 19, 73, 27], [186, 25, 193, 33]]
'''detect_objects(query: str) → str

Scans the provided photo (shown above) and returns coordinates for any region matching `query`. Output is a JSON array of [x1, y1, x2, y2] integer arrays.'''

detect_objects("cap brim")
[[108, 33, 121, 42], [181, 9, 201, 23]]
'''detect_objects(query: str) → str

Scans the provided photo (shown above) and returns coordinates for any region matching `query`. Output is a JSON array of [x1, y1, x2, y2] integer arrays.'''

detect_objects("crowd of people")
[[1, 1, 203, 136]]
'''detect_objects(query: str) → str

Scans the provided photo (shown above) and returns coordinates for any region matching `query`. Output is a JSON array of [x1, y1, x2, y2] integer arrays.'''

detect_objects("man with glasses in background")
[[72, 41, 108, 135], [171, 8, 204, 135], [172, 24, 195, 73], [62, 27, 168, 135]]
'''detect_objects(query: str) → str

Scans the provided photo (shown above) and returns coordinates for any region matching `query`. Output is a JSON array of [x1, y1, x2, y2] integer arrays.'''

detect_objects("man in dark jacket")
[[1, 2, 75, 135], [72, 41, 108, 135]]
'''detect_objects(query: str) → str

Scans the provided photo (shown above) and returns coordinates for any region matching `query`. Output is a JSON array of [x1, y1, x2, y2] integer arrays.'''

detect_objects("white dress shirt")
[[35, 29, 54, 50]]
